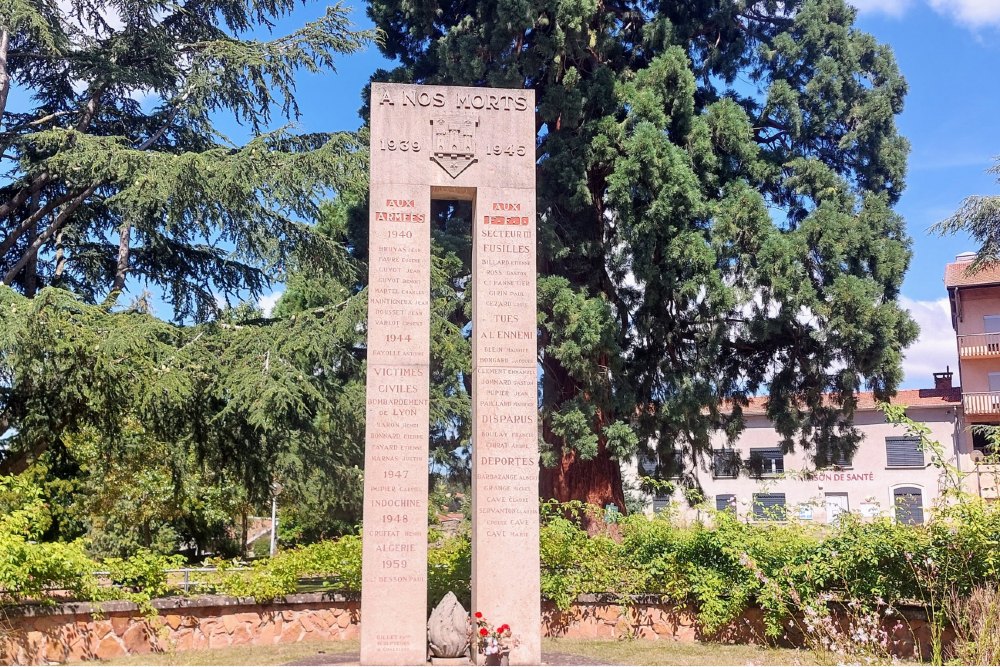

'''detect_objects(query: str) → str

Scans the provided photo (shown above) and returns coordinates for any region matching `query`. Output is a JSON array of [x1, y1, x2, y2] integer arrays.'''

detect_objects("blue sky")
[[257, 0, 1000, 389], [850, 0, 1000, 387]]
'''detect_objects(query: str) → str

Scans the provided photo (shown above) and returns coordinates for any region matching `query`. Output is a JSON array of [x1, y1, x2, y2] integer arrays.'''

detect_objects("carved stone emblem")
[[430, 116, 478, 178], [427, 591, 470, 659]]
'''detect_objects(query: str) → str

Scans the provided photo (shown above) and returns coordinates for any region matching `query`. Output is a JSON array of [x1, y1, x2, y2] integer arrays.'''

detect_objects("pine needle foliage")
[[0, 280, 368, 548], [1, 0, 373, 320]]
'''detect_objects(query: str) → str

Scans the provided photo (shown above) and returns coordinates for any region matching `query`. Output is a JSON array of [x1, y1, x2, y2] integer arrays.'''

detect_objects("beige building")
[[630, 252, 1000, 523]]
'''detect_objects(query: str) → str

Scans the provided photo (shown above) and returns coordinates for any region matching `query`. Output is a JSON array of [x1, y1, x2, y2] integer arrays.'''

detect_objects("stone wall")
[[0, 593, 359, 665], [543, 594, 949, 660], [0, 593, 945, 665]]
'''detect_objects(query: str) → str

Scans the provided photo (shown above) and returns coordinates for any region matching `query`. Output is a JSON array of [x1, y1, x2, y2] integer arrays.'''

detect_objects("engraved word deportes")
[[361, 83, 540, 666]]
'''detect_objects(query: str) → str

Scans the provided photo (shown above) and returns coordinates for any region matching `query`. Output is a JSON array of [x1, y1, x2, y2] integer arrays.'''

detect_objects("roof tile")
[[735, 387, 961, 415], [945, 261, 1000, 288]]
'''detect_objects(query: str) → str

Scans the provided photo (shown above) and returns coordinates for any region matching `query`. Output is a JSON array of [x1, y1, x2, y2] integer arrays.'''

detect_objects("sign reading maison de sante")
[[360, 83, 540, 666]]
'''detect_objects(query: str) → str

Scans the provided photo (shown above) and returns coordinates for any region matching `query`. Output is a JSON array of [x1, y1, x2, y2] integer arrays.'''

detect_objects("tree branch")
[[3, 185, 96, 285], [1, 110, 73, 135], [135, 89, 190, 151], [0, 173, 52, 223], [0, 189, 79, 257]]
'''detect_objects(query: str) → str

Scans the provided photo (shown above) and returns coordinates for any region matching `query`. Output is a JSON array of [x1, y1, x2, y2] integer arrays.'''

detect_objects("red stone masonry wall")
[[0, 593, 945, 665], [0, 593, 359, 665]]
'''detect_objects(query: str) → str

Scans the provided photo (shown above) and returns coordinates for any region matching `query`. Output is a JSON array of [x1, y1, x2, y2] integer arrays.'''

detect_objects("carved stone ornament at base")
[[427, 592, 471, 659]]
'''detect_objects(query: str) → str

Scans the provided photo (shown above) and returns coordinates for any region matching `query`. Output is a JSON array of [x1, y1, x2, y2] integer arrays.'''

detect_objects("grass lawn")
[[542, 638, 817, 665], [97, 639, 361, 666], [97, 638, 817, 665]]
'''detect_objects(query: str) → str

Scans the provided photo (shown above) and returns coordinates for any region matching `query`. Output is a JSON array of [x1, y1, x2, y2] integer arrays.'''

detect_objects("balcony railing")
[[964, 392, 1000, 416], [958, 333, 1000, 358]]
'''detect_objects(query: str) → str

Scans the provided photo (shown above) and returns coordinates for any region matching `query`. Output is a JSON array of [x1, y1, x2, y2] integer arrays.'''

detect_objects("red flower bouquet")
[[472, 612, 516, 660]]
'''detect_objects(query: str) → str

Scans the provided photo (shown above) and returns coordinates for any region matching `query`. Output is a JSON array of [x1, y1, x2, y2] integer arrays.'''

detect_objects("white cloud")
[[849, 0, 1000, 27], [848, 0, 914, 17], [258, 291, 284, 317], [927, 0, 1000, 27], [899, 296, 959, 387]]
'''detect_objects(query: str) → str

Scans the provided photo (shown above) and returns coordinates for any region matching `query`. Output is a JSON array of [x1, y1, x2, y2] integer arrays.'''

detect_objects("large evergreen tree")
[[1, 0, 368, 319], [365, 0, 918, 508], [0, 0, 374, 551]]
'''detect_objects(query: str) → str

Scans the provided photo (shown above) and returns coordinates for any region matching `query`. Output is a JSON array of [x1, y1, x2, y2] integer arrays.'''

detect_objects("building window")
[[817, 448, 853, 469], [825, 493, 849, 524], [715, 494, 736, 514], [638, 453, 657, 477], [639, 448, 684, 479], [885, 436, 924, 468], [972, 423, 1000, 459], [748, 447, 784, 477], [893, 487, 924, 525], [712, 450, 740, 478], [752, 493, 786, 521]]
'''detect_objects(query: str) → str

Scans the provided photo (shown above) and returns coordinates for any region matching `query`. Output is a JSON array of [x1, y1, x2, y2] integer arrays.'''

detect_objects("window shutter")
[[752, 493, 786, 520], [886, 437, 924, 467], [894, 487, 924, 525]]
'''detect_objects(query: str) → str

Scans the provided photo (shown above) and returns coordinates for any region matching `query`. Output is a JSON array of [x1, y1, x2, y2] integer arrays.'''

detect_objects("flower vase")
[[483, 650, 509, 666]]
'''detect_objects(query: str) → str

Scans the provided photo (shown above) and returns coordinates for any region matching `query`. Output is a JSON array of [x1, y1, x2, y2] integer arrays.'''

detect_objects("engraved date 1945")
[[485, 144, 526, 156]]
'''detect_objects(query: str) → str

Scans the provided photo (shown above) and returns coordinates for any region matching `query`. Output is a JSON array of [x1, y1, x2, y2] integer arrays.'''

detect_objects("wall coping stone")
[[2, 591, 926, 620], [2, 591, 360, 619]]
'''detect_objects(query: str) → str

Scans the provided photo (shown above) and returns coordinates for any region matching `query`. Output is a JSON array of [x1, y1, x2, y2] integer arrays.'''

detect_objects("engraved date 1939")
[[379, 139, 421, 152]]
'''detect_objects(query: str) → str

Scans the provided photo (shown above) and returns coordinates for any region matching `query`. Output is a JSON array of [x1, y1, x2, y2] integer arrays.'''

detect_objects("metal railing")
[[958, 333, 1000, 358], [963, 391, 1000, 416]]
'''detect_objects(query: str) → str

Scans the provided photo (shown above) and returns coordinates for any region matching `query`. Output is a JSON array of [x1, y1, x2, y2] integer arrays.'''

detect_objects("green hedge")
[[5, 498, 1000, 639]]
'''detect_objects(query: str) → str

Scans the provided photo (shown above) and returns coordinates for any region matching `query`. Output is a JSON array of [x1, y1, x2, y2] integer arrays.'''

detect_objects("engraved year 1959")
[[379, 139, 421, 152]]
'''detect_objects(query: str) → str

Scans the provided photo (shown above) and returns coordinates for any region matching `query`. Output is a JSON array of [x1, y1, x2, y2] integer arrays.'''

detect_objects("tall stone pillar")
[[360, 184, 432, 666], [362, 83, 538, 666], [471, 185, 540, 664]]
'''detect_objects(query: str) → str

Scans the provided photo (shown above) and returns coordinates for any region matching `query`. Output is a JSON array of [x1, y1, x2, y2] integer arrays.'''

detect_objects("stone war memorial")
[[360, 83, 540, 665]]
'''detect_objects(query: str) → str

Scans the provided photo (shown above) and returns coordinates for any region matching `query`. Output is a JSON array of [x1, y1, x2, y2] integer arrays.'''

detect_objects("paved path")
[[285, 651, 613, 665]]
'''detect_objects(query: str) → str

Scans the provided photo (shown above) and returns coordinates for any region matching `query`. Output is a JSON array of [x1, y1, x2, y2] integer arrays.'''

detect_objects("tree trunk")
[[538, 440, 626, 511], [538, 357, 626, 516], [24, 192, 38, 296], [112, 223, 131, 292], [54, 228, 66, 279], [240, 512, 249, 558], [0, 28, 11, 127]]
